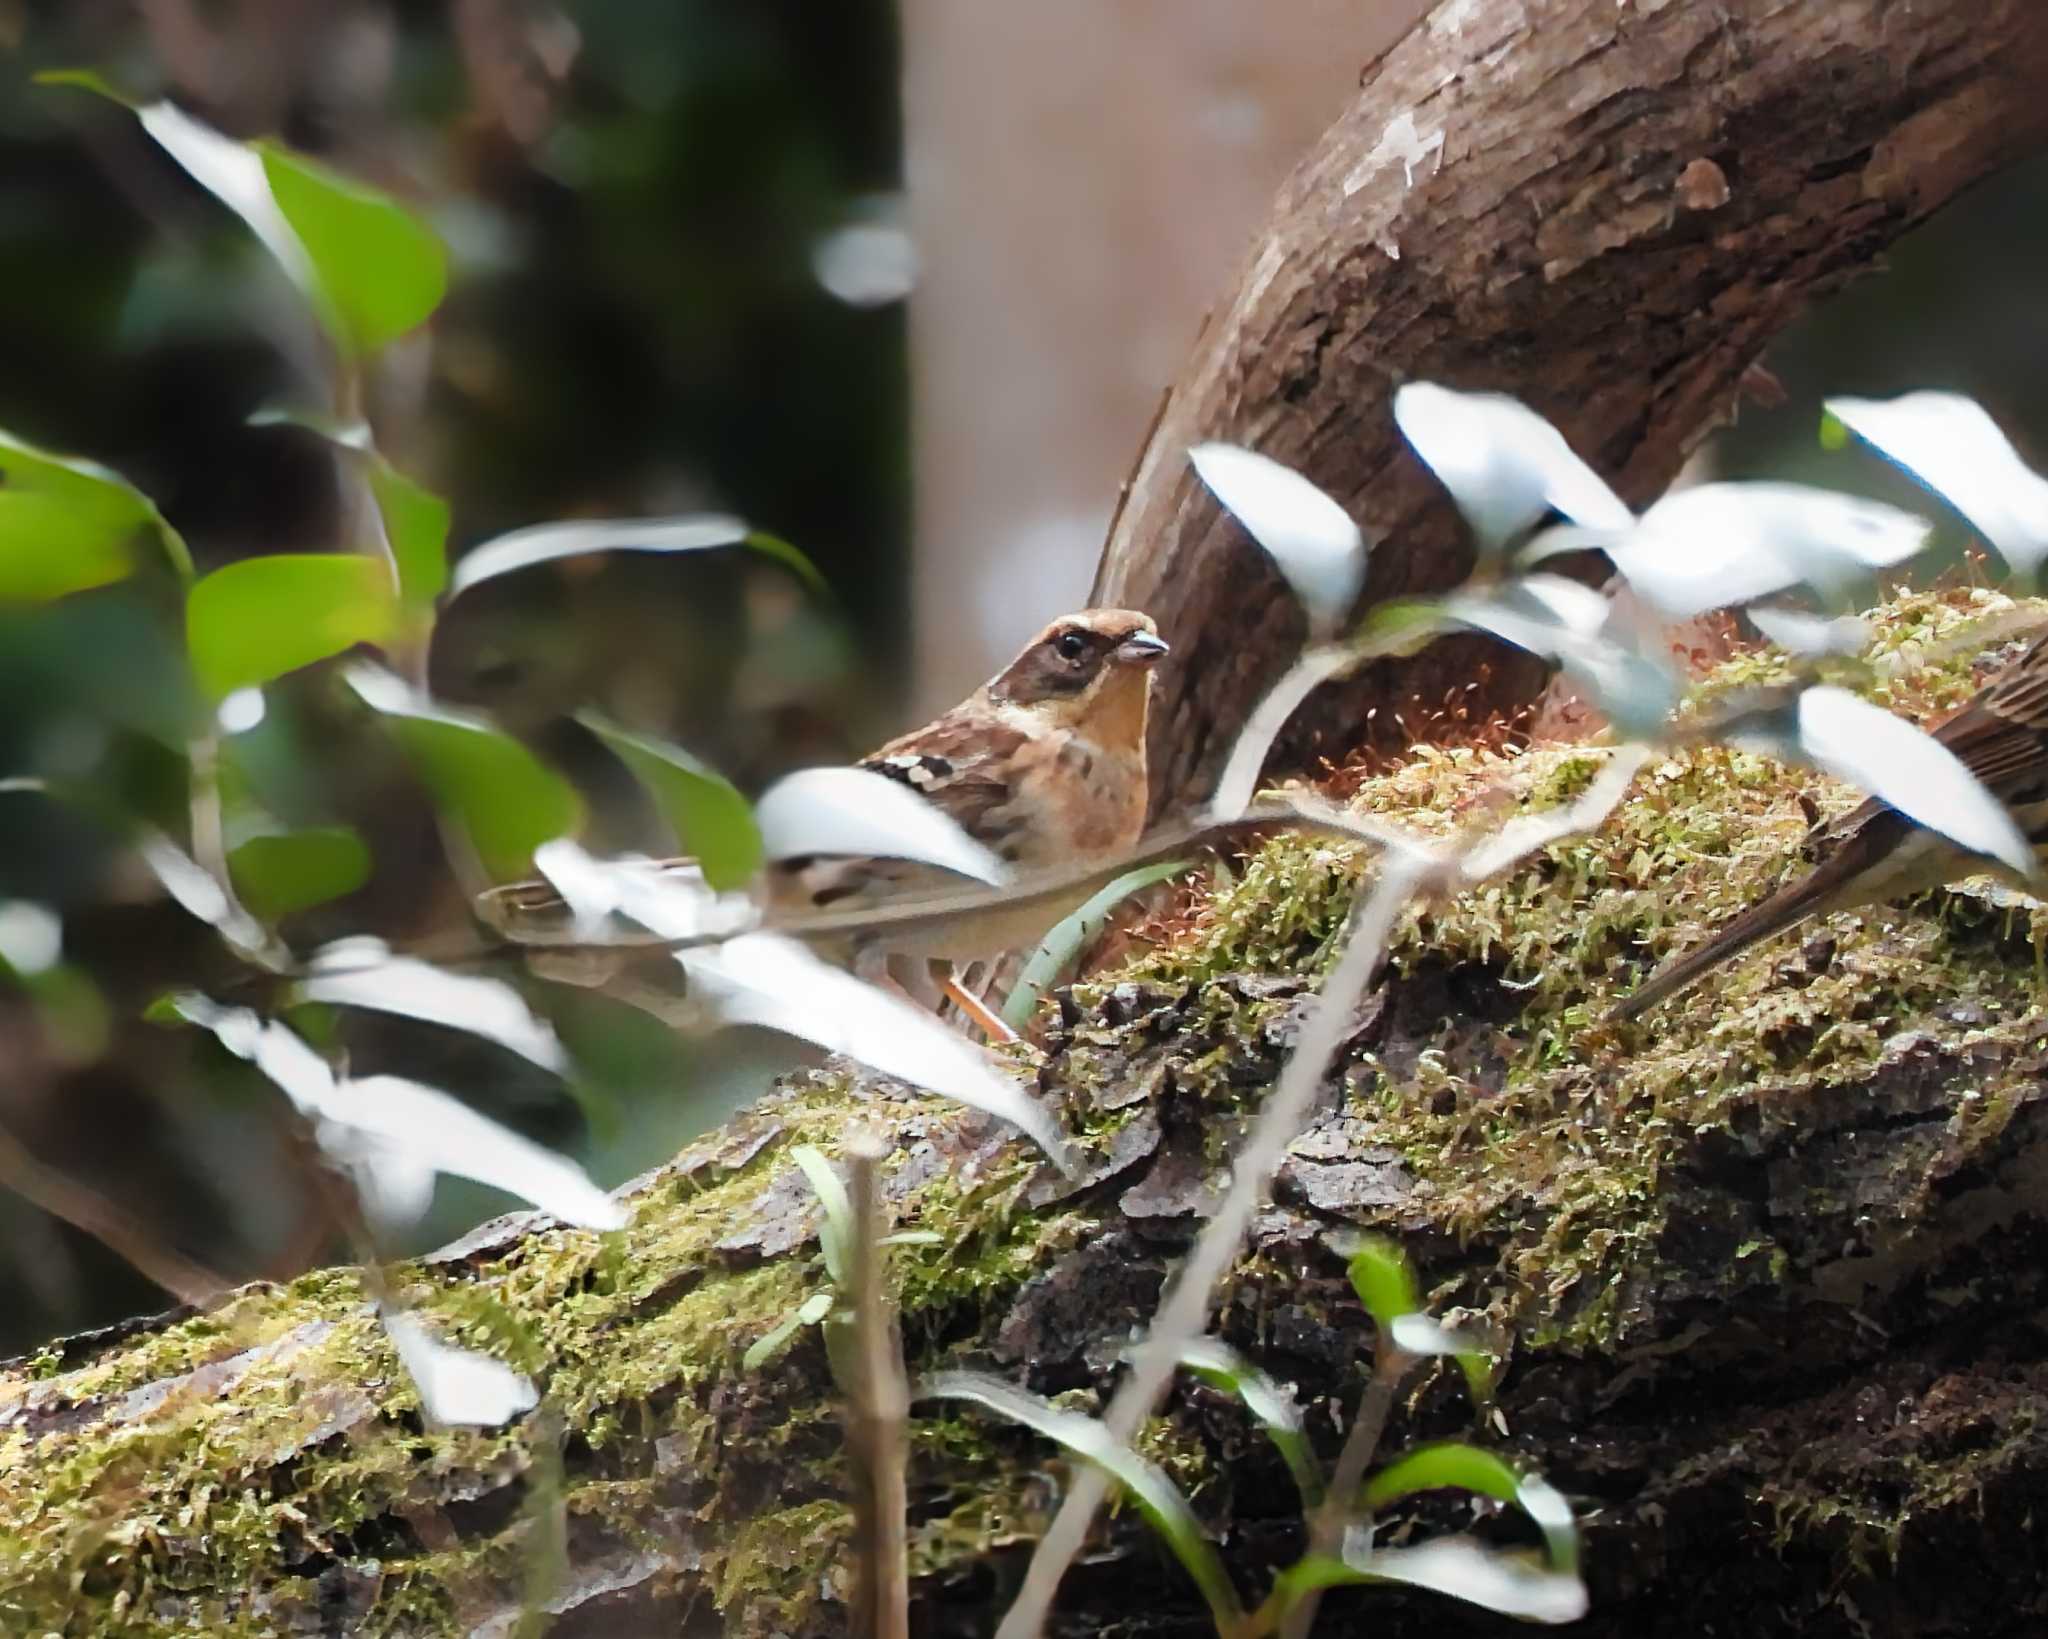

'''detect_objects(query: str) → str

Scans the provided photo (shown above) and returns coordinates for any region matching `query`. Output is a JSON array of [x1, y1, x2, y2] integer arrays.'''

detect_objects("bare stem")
[[844, 1132, 911, 1639], [1280, 1345, 1411, 1639]]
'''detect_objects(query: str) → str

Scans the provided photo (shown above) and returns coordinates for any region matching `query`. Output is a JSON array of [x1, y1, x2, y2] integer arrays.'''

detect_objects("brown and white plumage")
[[1614, 630, 2048, 1020]]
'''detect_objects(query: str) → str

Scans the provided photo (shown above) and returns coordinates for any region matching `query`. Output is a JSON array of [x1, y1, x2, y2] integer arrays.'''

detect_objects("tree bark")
[[1093, 0, 2048, 815]]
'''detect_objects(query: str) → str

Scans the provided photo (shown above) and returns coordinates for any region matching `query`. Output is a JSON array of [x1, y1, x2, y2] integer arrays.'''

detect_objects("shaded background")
[[0, 0, 2044, 1353]]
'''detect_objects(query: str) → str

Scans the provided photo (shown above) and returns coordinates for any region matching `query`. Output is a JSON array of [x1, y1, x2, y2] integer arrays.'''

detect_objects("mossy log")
[[8, 594, 2048, 1636], [1097, 0, 2048, 813]]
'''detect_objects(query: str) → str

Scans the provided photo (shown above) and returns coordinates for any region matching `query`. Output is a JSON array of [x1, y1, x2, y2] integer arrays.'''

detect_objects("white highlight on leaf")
[[1746, 605, 1871, 658], [754, 767, 1007, 885], [677, 933, 1071, 1168], [1346, 1538, 1588, 1623], [532, 838, 758, 944], [136, 102, 315, 298], [1389, 1313, 1484, 1356], [137, 830, 272, 953], [1209, 646, 1360, 820], [1438, 578, 1678, 739], [1609, 482, 1929, 617], [446, 514, 750, 599], [301, 938, 569, 1074], [216, 686, 267, 735], [1393, 384, 1632, 548], [342, 660, 484, 729], [382, 1311, 537, 1428], [0, 901, 61, 975], [1827, 391, 2048, 580], [812, 220, 918, 307], [1188, 444, 1368, 637], [1794, 686, 2037, 879]]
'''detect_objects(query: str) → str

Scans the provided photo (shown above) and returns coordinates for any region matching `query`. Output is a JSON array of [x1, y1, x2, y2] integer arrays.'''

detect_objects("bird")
[[1613, 629, 2048, 1021], [768, 608, 1169, 1034], [479, 609, 1169, 1036]]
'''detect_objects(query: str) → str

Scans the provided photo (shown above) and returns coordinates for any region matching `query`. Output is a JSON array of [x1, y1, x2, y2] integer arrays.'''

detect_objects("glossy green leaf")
[[346, 666, 580, 879], [580, 713, 761, 889], [258, 142, 447, 355], [187, 554, 398, 700], [1347, 1236, 1420, 1331], [0, 428, 192, 600], [366, 462, 450, 610], [789, 1144, 852, 1288], [920, 1371, 1243, 1631], [1175, 1337, 1321, 1510], [228, 827, 371, 918], [1002, 858, 1189, 1028], [1366, 1442, 1579, 1572], [742, 1290, 833, 1371]]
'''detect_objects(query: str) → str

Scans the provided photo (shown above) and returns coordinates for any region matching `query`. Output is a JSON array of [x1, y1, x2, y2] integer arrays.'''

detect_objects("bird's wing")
[[859, 706, 1033, 860], [1929, 632, 2048, 804]]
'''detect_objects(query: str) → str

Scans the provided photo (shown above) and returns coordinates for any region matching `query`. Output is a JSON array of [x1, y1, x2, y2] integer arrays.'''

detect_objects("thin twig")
[[844, 1132, 911, 1639], [0, 1120, 228, 1307], [1281, 1344, 1411, 1639]]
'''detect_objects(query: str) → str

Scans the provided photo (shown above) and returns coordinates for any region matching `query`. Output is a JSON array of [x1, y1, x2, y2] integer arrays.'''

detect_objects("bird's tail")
[[1609, 818, 1908, 1022]]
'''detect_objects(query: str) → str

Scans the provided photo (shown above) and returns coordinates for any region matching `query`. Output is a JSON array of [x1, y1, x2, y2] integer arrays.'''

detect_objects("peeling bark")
[[1093, 0, 2048, 814]]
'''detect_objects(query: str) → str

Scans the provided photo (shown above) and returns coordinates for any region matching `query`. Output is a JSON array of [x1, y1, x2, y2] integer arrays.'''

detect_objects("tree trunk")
[[1093, 0, 2048, 815], [11, 3, 2048, 1636]]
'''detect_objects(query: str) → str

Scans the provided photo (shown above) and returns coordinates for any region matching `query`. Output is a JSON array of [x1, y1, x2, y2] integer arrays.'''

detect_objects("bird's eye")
[[1054, 631, 1089, 662]]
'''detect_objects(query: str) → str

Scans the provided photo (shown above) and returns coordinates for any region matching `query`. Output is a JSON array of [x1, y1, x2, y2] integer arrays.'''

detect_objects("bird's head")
[[986, 609, 1168, 739]]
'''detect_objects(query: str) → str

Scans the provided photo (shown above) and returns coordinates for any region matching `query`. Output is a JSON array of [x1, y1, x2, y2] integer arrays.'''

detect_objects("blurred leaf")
[[188, 554, 397, 700], [789, 1143, 853, 1286], [227, 826, 370, 918], [366, 462, 451, 611], [1393, 383, 1632, 549], [1347, 1237, 1420, 1331], [921, 1370, 1244, 1631], [523, 839, 756, 944], [1386, 1313, 1497, 1404], [1189, 442, 1367, 637], [1175, 1337, 1322, 1509], [1298, 1539, 1587, 1623], [1003, 858, 1190, 1028], [445, 514, 823, 600], [675, 932, 1072, 1171], [743, 1290, 834, 1370], [299, 937, 568, 1074], [1366, 1443, 1579, 1570], [257, 142, 447, 355], [754, 766, 1005, 885], [383, 1312, 536, 1429], [1827, 390, 2048, 582], [0, 427, 192, 599], [580, 713, 762, 890], [1746, 605, 1871, 658], [1209, 646, 1360, 820], [346, 665, 581, 879]]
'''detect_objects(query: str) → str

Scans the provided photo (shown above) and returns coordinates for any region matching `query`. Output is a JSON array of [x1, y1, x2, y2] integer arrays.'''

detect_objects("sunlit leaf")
[[226, 826, 371, 919], [1002, 858, 1191, 1029], [580, 713, 762, 890], [299, 937, 568, 1074], [920, 1371, 1244, 1631], [1347, 1237, 1419, 1329], [257, 141, 447, 355], [1365, 1443, 1578, 1571], [1827, 391, 2048, 581], [0, 427, 192, 597], [790, 1143, 853, 1286], [675, 933, 1072, 1169], [1392, 383, 1632, 549], [1336, 1539, 1587, 1623], [188, 554, 397, 700], [1746, 605, 1871, 658], [1607, 482, 1929, 617], [1188, 442, 1367, 636], [382, 1311, 537, 1429], [1792, 685, 2037, 879], [754, 767, 1006, 885], [445, 514, 823, 600], [366, 461, 450, 610], [525, 838, 757, 945], [1175, 1337, 1322, 1509], [346, 664, 581, 879], [1387, 1313, 1497, 1403]]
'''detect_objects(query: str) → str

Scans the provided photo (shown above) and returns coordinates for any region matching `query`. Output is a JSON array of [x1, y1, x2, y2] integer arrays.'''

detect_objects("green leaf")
[[789, 1144, 853, 1288], [446, 515, 826, 601], [1003, 858, 1189, 1028], [1819, 409, 1850, 452], [0, 428, 192, 600], [227, 826, 371, 918], [257, 143, 447, 355], [1175, 1338, 1322, 1510], [1347, 1236, 1420, 1331], [347, 666, 581, 879], [1365, 1442, 1579, 1572], [1276, 1542, 1587, 1624], [187, 554, 398, 699], [366, 462, 450, 611], [742, 1290, 833, 1371], [920, 1371, 1244, 1632], [579, 713, 761, 889]]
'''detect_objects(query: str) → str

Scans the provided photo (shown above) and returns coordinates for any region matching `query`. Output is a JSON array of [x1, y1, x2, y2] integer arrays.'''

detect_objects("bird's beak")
[[1114, 630, 1170, 667]]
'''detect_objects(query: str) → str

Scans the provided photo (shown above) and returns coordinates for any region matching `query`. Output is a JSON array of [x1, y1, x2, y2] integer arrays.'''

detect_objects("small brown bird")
[[771, 608, 1169, 1031], [1614, 630, 2048, 1020]]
